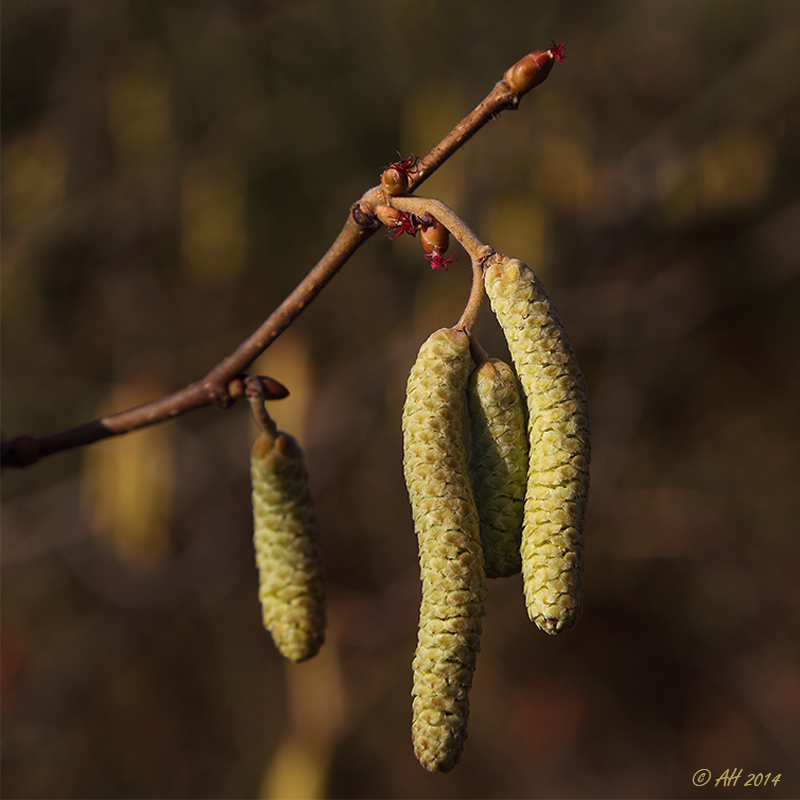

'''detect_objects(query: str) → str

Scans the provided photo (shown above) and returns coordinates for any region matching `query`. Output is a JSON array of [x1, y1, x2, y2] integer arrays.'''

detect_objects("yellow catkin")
[[484, 256, 590, 634], [402, 327, 485, 772], [467, 358, 528, 578], [251, 432, 325, 662]]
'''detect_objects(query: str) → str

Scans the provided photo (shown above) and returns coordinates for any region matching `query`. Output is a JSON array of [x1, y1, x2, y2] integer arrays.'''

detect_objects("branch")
[[2, 45, 562, 469], [387, 196, 493, 262], [385, 195, 493, 334]]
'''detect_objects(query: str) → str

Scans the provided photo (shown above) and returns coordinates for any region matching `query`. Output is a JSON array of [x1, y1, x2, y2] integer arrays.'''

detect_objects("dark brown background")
[[3, 2, 799, 798]]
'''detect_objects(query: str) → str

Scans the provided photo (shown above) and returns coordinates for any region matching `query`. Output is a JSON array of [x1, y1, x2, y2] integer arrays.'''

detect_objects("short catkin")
[[251, 431, 325, 662], [484, 256, 591, 634], [402, 327, 486, 773], [467, 358, 528, 578]]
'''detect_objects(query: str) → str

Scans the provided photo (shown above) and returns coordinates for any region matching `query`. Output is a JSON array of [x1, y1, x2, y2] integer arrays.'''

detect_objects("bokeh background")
[[3, 1, 800, 798]]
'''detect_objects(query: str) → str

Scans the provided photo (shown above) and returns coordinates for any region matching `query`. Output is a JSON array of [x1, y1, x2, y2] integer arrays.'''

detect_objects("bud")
[[381, 166, 410, 196], [503, 42, 564, 96], [375, 204, 404, 227], [420, 219, 450, 255]]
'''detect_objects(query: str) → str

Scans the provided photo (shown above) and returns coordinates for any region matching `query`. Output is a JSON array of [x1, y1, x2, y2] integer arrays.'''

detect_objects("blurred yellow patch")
[[259, 644, 346, 800], [532, 134, 593, 213], [402, 79, 466, 203], [695, 129, 773, 212], [249, 335, 313, 442], [1, 126, 66, 236], [260, 738, 328, 800], [180, 153, 247, 286], [81, 380, 174, 572], [108, 44, 172, 170], [660, 128, 774, 223], [481, 191, 550, 275]]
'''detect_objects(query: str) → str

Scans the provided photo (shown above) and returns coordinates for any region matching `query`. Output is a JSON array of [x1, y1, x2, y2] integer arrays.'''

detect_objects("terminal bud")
[[503, 42, 564, 96]]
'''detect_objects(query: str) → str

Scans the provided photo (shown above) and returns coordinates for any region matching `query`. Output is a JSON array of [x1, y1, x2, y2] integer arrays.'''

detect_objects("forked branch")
[[1, 45, 562, 469]]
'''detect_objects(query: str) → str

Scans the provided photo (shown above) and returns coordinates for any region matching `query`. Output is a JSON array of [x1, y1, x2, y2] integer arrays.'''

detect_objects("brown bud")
[[375, 204, 403, 227], [381, 167, 409, 196], [259, 376, 290, 400], [503, 49, 555, 96], [227, 378, 247, 399], [420, 219, 449, 254]]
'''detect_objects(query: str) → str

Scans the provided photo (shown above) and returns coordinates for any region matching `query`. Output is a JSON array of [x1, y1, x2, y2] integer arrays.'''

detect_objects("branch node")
[[5, 45, 560, 468], [229, 375, 289, 402], [205, 381, 234, 409], [351, 201, 379, 232]]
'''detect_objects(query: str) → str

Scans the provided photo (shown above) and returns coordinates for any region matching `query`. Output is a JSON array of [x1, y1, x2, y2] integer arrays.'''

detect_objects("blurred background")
[[2, 1, 800, 797]]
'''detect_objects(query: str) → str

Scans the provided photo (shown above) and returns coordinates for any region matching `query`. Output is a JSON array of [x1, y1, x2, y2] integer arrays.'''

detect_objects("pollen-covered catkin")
[[251, 432, 325, 662], [402, 327, 485, 773], [467, 358, 528, 578], [484, 256, 590, 634]]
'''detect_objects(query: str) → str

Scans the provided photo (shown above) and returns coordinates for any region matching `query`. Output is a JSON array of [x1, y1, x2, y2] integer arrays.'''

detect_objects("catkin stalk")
[[484, 256, 590, 634], [467, 358, 528, 578], [251, 431, 325, 662], [402, 327, 485, 773]]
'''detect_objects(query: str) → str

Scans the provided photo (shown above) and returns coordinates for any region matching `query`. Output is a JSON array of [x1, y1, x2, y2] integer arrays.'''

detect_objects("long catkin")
[[251, 431, 326, 662], [484, 256, 590, 634], [402, 327, 485, 773], [467, 358, 528, 578]]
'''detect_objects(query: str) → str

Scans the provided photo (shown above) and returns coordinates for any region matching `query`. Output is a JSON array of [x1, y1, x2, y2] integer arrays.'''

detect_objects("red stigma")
[[385, 153, 418, 177], [549, 40, 566, 63], [425, 251, 458, 271], [385, 212, 418, 240]]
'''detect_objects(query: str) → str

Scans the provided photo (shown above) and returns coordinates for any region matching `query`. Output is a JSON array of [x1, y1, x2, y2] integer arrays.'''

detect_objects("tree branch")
[[2, 46, 560, 469], [385, 195, 493, 334]]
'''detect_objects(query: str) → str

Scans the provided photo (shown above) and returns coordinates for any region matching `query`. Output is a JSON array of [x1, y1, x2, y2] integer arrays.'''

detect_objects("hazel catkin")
[[402, 327, 485, 772], [467, 358, 528, 578], [251, 431, 326, 662], [484, 256, 590, 634]]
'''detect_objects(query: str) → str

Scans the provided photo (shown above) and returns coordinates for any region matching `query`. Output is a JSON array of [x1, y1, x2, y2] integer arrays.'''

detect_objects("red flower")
[[386, 153, 418, 177], [425, 251, 458, 271], [550, 40, 566, 63], [385, 212, 418, 240]]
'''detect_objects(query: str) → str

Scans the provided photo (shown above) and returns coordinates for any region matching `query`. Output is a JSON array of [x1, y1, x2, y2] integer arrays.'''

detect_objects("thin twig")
[[387, 196, 493, 265], [245, 377, 278, 439], [386, 195, 493, 334], [1, 49, 553, 469], [406, 81, 520, 193], [456, 256, 488, 335]]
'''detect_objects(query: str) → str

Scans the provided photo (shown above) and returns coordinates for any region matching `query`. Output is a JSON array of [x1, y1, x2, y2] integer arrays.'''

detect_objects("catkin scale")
[[402, 328, 485, 773], [251, 432, 325, 662], [467, 359, 528, 578], [484, 257, 590, 634]]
